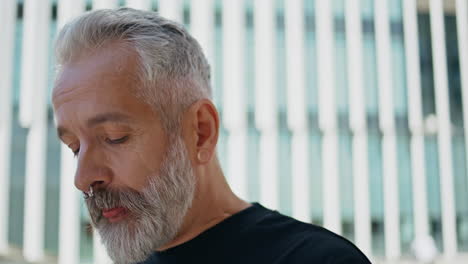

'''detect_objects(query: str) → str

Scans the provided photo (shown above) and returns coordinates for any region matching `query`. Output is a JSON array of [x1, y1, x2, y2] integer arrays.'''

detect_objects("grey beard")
[[85, 136, 196, 264]]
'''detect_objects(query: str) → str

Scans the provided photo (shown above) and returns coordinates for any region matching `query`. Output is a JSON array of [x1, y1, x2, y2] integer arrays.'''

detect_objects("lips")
[[102, 207, 128, 222]]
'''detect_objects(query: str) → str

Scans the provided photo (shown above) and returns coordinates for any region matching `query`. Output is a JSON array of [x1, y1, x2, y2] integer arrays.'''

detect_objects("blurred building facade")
[[0, 0, 467, 263]]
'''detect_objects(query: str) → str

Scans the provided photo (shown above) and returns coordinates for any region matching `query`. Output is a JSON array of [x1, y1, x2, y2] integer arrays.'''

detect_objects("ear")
[[182, 99, 220, 165]]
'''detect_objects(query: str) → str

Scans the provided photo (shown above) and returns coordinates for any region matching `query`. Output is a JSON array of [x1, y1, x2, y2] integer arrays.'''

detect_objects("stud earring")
[[197, 149, 210, 162]]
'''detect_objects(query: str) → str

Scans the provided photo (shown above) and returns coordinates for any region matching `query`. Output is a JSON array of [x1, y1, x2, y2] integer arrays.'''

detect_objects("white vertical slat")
[[20, 0, 50, 261], [190, 0, 215, 95], [58, 0, 86, 28], [0, 0, 17, 255], [17, 3, 36, 128], [345, 0, 371, 256], [285, 0, 307, 132], [352, 134, 371, 251], [375, 0, 400, 259], [381, 134, 400, 258], [125, 0, 152, 10], [315, 0, 341, 235], [93, 0, 119, 10], [429, 0, 458, 257], [402, 0, 430, 243], [290, 132, 309, 222], [56, 2, 86, 264], [94, 232, 112, 264], [258, 132, 278, 209], [58, 148, 80, 264], [254, 0, 278, 210], [457, 0, 468, 208], [158, 0, 183, 23], [222, 0, 248, 199], [284, 0, 310, 223]]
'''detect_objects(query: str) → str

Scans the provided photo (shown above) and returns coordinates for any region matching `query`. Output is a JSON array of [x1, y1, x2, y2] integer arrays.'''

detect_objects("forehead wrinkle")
[[54, 44, 141, 101], [86, 112, 133, 128]]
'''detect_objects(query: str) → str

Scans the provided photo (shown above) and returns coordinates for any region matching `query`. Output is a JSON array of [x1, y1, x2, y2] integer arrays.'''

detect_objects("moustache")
[[85, 187, 154, 225]]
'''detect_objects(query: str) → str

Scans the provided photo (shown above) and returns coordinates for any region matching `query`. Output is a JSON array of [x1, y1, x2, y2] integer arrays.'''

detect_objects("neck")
[[156, 157, 250, 251]]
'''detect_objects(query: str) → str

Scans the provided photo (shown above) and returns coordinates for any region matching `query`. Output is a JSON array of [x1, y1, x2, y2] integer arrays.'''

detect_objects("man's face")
[[52, 45, 196, 263]]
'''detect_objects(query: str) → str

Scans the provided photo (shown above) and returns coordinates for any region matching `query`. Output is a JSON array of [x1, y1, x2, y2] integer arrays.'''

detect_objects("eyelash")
[[105, 135, 129, 145], [71, 136, 129, 157]]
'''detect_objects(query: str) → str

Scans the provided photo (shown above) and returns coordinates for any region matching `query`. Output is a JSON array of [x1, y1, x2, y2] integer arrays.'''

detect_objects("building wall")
[[1, 0, 467, 262]]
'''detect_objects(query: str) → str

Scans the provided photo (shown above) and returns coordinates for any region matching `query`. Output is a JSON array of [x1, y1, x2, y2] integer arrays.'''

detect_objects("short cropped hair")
[[55, 8, 212, 132]]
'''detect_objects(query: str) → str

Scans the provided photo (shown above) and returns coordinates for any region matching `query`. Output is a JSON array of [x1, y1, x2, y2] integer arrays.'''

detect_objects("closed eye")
[[105, 135, 129, 145]]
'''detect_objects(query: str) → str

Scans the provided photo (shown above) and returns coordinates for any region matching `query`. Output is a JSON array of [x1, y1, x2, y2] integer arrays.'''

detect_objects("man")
[[52, 8, 371, 264]]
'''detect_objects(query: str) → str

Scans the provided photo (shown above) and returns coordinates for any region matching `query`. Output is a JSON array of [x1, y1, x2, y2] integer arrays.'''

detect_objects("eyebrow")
[[57, 112, 132, 140]]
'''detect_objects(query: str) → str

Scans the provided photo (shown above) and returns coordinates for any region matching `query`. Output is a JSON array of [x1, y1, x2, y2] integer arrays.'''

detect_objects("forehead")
[[53, 43, 138, 102], [52, 43, 154, 127]]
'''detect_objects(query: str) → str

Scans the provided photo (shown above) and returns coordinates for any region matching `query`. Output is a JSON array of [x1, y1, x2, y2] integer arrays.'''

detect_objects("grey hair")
[[55, 8, 212, 132]]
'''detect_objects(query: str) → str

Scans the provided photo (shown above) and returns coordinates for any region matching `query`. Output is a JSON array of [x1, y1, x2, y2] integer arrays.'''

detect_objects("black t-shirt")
[[139, 203, 371, 264]]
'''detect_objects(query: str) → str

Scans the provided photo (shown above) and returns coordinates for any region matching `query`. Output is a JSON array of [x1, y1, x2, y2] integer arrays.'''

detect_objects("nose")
[[74, 145, 112, 193]]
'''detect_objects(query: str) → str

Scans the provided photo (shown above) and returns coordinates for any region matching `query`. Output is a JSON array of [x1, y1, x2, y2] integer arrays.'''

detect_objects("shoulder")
[[248, 209, 371, 264], [275, 220, 371, 264], [279, 224, 372, 263]]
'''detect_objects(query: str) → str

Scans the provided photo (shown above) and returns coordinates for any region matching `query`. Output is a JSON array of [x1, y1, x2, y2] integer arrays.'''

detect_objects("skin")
[[52, 42, 250, 252]]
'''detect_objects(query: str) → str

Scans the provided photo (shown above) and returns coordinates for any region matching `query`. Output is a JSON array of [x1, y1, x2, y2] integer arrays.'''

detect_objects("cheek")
[[109, 153, 153, 190], [108, 139, 166, 190]]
